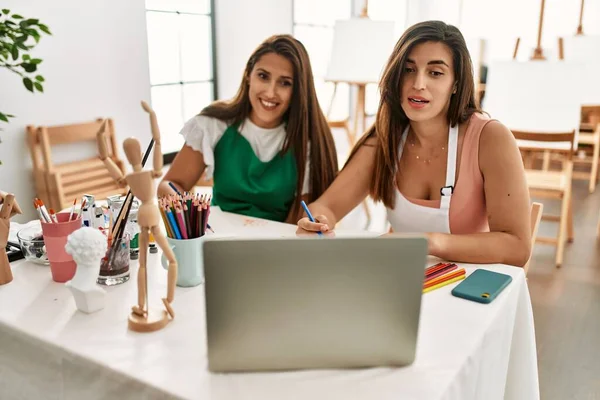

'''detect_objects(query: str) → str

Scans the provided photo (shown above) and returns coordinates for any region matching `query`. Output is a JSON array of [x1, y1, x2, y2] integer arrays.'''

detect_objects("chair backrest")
[[483, 61, 583, 135], [524, 202, 543, 276], [511, 130, 576, 158], [581, 105, 600, 131], [26, 119, 125, 210]]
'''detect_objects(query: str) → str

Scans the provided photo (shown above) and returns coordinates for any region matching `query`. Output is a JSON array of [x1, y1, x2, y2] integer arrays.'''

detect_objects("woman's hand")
[[296, 215, 331, 235]]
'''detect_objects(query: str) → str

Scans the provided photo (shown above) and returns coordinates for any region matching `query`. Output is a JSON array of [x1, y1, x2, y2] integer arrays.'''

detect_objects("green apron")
[[212, 124, 298, 222]]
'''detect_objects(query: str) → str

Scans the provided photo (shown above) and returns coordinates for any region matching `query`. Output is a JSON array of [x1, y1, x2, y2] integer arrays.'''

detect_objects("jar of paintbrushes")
[[97, 195, 138, 285]]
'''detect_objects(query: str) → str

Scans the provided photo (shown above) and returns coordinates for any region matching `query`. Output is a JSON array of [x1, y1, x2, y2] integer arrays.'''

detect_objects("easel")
[[325, 2, 373, 145], [325, 80, 369, 147], [576, 0, 585, 35], [531, 0, 547, 60]]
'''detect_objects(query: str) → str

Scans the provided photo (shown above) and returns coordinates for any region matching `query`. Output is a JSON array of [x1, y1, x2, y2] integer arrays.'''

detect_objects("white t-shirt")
[[180, 115, 310, 194]]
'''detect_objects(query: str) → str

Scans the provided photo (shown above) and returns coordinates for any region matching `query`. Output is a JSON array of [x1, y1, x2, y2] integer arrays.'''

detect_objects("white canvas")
[[325, 18, 396, 84]]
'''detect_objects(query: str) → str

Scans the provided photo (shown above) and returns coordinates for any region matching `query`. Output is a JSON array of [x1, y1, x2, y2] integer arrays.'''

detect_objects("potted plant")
[[0, 8, 51, 163]]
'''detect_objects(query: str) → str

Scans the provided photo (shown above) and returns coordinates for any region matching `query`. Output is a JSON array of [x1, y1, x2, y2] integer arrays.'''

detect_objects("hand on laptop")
[[296, 215, 332, 236]]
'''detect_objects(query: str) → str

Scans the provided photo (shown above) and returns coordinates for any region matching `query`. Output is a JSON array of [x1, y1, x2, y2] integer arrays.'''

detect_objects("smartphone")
[[451, 269, 512, 304]]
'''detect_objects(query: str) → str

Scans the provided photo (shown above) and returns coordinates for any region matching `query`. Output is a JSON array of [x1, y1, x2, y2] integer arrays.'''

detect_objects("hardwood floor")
[[528, 179, 600, 400]]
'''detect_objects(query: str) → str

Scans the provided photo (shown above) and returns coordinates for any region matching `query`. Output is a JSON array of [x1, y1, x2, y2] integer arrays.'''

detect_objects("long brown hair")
[[200, 34, 338, 217], [348, 21, 480, 208]]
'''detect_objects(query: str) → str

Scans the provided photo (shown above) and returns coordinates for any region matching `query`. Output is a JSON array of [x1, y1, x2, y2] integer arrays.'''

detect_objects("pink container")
[[40, 212, 82, 282]]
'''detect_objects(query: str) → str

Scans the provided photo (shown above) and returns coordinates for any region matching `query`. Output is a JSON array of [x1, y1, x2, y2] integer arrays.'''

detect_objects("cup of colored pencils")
[[158, 193, 213, 287], [159, 193, 212, 240]]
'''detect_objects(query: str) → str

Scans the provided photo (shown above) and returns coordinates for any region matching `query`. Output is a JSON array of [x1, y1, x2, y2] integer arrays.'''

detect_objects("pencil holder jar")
[[41, 212, 82, 282], [161, 234, 211, 287]]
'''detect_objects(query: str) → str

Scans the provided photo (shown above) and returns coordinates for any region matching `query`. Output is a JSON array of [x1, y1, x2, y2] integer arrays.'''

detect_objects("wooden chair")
[[514, 131, 575, 267], [26, 119, 127, 211], [524, 202, 543, 276], [559, 35, 600, 192]]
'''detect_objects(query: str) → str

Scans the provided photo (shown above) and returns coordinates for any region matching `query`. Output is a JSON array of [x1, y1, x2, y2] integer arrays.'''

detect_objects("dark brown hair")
[[200, 34, 338, 218], [348, 20, 480, 208]]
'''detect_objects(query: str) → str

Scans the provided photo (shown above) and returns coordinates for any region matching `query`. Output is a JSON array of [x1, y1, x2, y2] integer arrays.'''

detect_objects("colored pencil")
[[426, 262, 454, 277], [176, 207, 188, 239], [424, 264, 458, 283], [423, 274, 465, 293], [300, 200, 322, 236], [423, 268, 465, 289], [166, 209, 182, 240]]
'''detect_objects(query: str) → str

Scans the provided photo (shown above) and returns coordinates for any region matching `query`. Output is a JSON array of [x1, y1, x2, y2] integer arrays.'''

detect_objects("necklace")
[[407, 134, 447, 164]]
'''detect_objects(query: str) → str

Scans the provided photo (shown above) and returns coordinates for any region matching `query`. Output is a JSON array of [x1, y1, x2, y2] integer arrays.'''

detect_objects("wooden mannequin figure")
[[0, 191, 23, 285], [97, 101, 178, 332]]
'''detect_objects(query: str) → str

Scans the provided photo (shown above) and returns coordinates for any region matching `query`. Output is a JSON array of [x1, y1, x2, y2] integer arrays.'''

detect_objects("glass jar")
[[98, 232, 130, 286]]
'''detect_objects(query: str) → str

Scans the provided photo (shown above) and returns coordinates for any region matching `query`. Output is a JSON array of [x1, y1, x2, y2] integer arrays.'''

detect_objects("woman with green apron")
[[159, 35, 338, 223]]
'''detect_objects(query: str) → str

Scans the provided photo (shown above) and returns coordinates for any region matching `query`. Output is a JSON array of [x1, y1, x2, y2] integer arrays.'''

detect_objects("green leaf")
[[22, 54, 30, 61], [19, 20, 30, 29], [38, 24, 51, 35], [23, 77, 33, 92], [10, 44, 18, 60], [5, 21, 16, 27], [22, 63, 37, 73], [26, 18, 39, 24], [12, 14, 23, 20], [16, 42, 28, 51], [0, 113, 8, 123], [35, 75, 44, 82], [16, 35, 28, 43], [34, 82, 43, 92], [2, 9, 10, 15], [30, 58, 42, 64], [5, 114, 14, 118]]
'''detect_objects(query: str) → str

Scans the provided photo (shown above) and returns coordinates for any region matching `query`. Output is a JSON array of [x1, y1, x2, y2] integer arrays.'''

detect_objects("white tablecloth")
[[0, 209, 539, 400]]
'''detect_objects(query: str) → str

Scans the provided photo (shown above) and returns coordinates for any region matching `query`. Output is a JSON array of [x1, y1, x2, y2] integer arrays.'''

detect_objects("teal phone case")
[[451, 269, 512, 304]]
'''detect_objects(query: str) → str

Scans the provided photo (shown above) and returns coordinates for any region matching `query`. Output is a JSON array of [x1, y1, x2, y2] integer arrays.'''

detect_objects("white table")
[[0, 209, 539, 400]]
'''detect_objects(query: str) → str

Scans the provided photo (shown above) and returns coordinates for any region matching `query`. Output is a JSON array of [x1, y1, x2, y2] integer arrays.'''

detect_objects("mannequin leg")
[[0, 249, 13, 285], [151, 225, 177, 303], [132, 228, 149, 316]]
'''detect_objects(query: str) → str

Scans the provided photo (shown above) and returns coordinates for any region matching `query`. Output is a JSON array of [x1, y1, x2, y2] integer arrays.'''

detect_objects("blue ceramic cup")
[[161, 235, 207, 287]]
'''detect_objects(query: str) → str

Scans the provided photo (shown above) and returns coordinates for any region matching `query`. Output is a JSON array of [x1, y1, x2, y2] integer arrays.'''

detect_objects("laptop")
[[203, 236, 427, 372]]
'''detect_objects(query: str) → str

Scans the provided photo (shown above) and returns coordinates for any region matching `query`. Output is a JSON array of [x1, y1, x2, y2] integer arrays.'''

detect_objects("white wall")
[[0, 0, 152, 222], [214, 0, 293, 100]]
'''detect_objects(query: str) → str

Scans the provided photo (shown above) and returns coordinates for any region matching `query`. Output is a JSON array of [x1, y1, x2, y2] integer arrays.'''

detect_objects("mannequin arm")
[[141, 101, 163, 178], [96, 120, 127, 186], [0, 194, 15, 220]]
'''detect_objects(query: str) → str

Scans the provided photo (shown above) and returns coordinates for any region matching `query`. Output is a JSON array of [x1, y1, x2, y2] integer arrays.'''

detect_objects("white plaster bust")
[[64, 227, 108, 313]]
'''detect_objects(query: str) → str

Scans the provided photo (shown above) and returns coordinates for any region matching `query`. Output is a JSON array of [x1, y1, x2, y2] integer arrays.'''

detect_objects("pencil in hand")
[[300, 200, 323, 236]]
